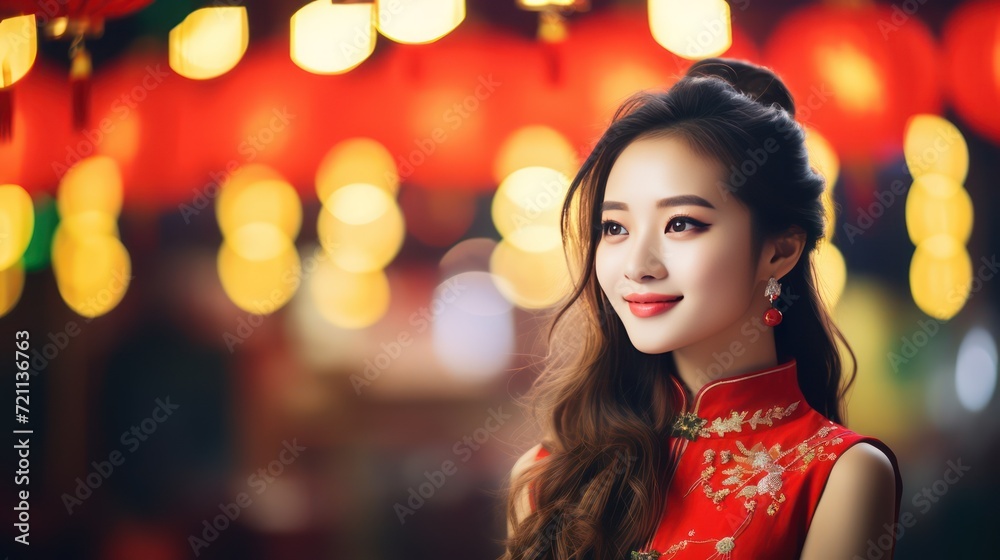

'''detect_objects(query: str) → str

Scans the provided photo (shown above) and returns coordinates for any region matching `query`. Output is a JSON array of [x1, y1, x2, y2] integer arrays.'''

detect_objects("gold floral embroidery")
[[671, 401, 801, 442], [659, 514, 752, 559], [702, 401, 800, 438], [683, 423, 845, 518], [654, 422, 849, 558]]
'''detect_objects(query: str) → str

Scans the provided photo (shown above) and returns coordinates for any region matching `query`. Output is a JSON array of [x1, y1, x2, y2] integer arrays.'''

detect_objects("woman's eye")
[[667, 217, 708, 233], [601, 221, 626, 236]]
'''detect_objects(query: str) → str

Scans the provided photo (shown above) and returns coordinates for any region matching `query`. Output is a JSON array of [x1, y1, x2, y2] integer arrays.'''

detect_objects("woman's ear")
[[759, 225, 807, 282]]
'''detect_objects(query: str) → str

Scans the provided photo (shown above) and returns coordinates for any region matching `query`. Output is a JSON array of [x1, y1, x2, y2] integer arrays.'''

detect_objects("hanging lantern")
[[170, 6, 249, 80], [765, 3, 942, 164], [291, 1, 375, 74], [515, 0, 590, 85], [376, 0, 465, 44], [943, 0, 1000, 145], [0, 14, 36, 141], [0, 1, 153, 132], [565, 5, 757, 118]]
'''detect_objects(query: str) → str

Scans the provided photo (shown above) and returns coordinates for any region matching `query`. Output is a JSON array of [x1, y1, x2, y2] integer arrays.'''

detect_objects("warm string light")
[[0, 14, 36, 141], [52, 156, 131, 318], [903, 115, 974, 321], [648, 0, 732, 59]]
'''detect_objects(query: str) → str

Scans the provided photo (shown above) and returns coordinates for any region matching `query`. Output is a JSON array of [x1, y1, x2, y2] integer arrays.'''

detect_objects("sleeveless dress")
[[528, 358, 904, 558]]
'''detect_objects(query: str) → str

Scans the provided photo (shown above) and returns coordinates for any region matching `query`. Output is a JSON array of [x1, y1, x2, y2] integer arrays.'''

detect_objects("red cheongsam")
[[529, 358, 904, 559]]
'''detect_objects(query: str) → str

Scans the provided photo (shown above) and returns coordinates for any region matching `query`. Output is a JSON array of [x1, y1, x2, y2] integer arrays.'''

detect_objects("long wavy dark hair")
[[500, 58, 858, 559]]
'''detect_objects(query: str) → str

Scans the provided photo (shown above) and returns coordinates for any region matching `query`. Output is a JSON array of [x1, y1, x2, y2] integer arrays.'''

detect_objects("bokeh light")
[[909, 234, 973, 321], [905, 174, 973, 246], [316, 138, 399, 201], [955, 327, 997, 413], [291, 1, 375, 74], [0, 260, 25, 318], [813, 240, 846, 310], [0, 184, 34, 269], [432, 271, 515, 382], [648, 0, 732, 59], [490, 238, 572, 309], [169, 7, 249, 80], [317, 183, 405, 273], [804, 127, 840, 242], [52, 232, 131, 318], [376, 0, 466, 44], [493, 126, 578, 183], [57, 155, 123, 220], [216, 175, 302, 243], [217, 230, 301, 314], [491, 166, 569, 252], [308, 258, 391, 329], [904, 114, 969, 183]]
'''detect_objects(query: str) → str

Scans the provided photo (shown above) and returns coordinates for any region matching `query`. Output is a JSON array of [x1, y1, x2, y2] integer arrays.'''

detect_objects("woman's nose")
[[624, 229, 667, 281]]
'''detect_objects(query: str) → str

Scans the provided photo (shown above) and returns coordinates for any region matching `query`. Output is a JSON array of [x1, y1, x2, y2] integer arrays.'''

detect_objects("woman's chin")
[[626, 334, 682, 355]]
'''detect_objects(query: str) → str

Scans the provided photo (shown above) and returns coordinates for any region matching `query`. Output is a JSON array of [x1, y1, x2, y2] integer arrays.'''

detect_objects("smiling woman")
[[501, 58, 903, 560]]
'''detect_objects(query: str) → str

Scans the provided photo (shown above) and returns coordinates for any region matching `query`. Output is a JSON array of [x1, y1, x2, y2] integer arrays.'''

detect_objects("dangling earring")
[[763, 276, 782, 327]]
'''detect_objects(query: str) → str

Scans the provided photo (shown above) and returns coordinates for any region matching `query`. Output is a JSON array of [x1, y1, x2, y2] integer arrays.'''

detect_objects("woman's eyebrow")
[[600, 194, 716, 212]]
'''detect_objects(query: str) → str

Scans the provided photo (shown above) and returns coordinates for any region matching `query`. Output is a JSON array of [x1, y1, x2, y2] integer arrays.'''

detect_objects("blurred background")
[[0, 0, 998, 558]]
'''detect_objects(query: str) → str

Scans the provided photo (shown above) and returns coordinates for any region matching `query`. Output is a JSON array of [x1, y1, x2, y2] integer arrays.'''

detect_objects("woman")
[[502, 58, 903, 559]]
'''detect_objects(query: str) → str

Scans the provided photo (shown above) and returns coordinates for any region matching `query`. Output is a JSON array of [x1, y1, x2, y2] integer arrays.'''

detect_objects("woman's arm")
[[508, 443, 544, 538], [800, 442, 898, 559]]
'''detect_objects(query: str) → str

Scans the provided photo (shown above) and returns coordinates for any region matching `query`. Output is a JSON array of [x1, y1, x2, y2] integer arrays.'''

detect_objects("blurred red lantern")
[[198, 35, 389, 204], [943, 0, 1000, 145], [0, 0, 154, 132], [565, 5, 759, 124], [0, 0, 151, 19], [0, 61, 68, 194], [765, 4, 942, 164], [376, 22, 533, 192]]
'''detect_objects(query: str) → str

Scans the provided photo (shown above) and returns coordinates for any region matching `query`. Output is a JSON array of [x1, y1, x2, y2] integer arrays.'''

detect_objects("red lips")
[[623, 293, 683, 318]]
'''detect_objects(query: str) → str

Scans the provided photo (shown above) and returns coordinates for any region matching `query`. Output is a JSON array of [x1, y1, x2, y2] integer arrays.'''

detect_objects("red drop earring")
[[763, 276, 782, 327]]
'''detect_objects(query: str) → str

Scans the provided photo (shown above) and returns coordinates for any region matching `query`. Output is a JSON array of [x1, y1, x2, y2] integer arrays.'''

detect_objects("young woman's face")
[[595, 134, 760, 355]]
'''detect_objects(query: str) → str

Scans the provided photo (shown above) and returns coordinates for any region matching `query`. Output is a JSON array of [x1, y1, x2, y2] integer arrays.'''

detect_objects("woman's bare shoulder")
[[800, 442, 897, 558], [511, 442, 545, 482], [508, 443, 545, 536]]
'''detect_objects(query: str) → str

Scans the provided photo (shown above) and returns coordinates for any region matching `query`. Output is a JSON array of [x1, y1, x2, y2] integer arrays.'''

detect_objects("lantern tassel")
[[0, 88, 11, 142], [69, 38, 92, 131], [1, 59, 12, 142], [538, 11, 567, 86]]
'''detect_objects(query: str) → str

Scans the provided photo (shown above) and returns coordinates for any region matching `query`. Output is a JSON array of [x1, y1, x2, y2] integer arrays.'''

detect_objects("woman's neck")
[[669, 324, 779, 397]]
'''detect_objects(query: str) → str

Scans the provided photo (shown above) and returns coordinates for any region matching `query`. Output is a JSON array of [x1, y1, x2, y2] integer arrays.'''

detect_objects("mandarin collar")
[[668, 358, 807, 441]]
